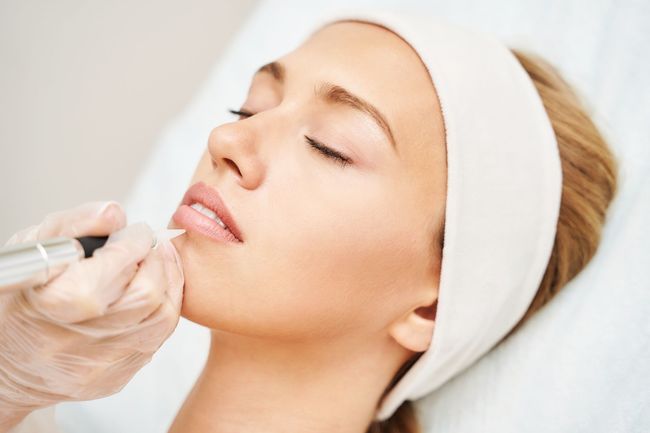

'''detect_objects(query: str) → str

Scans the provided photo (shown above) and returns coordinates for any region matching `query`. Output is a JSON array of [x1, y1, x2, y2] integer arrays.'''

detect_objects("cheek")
[[280, 204, 424, 335], [250, 174, 423, 339]]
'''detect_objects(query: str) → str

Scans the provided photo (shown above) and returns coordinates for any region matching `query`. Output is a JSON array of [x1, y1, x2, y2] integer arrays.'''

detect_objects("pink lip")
[[172, 182, 244, 243]]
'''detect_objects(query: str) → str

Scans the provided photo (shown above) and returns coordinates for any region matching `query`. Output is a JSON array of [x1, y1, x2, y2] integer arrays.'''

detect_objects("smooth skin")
[[168, 20, 447, 433]]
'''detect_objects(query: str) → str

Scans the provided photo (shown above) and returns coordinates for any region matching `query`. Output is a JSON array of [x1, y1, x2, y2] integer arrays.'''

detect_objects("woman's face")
[[170, 21, 447, 348]]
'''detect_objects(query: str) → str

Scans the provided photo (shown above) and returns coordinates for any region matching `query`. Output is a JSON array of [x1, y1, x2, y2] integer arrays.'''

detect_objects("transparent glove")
[[0, 202, 184, 432]]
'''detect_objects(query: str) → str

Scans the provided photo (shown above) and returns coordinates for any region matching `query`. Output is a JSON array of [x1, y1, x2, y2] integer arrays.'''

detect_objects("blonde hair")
[[366, 48, 620, 433]]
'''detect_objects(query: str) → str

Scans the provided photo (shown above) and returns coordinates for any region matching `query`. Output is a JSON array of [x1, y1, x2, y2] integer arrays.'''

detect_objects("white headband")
[[310, 8, 563, 421]]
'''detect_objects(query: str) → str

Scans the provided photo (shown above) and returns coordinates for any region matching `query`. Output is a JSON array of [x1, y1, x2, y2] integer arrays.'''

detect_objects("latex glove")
[[0, 202, 184, 432]]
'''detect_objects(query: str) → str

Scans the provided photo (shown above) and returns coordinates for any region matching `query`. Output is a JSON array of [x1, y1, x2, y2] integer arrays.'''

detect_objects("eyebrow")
[[255, 61, 397, 151]]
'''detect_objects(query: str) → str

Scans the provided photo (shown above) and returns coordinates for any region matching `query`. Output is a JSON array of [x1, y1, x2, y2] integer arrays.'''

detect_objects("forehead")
[[279, 20, 445, 165]]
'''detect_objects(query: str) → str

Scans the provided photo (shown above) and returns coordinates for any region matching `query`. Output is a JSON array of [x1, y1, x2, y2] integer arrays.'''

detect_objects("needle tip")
[[151, 228, 186, 248]]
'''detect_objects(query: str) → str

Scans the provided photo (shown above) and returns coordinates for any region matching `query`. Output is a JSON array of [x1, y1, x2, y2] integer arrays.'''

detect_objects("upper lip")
[[181, 181, 244, 242]]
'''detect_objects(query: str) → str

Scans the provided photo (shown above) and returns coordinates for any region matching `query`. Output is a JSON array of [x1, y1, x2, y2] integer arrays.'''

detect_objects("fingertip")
[[98, 201, 127, 231]]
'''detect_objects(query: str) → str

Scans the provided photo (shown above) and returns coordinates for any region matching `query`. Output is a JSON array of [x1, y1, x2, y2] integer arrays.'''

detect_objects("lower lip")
[[172, 205, 241, 244]]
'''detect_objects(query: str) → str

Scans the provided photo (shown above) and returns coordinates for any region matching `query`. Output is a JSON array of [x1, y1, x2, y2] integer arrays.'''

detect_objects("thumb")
[[158, 239, 184, 313]]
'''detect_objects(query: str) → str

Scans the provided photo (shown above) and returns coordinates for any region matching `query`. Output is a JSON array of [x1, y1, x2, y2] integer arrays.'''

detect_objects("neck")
[[168, 328, 406, 433]]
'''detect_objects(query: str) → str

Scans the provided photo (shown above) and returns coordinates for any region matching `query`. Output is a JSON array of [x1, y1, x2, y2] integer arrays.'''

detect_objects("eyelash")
[[228, 108, 352, 168]]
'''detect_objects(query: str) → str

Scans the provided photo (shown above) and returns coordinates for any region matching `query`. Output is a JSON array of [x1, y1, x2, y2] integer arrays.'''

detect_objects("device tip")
[[151, 228, 186, 248]]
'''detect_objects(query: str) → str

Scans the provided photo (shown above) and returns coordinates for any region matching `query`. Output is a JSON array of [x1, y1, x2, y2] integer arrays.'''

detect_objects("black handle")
[[75, 236, 109, 258]]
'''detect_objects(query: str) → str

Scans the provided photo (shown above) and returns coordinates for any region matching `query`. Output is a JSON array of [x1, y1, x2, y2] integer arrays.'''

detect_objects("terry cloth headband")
[[308, 8, 563, 421]]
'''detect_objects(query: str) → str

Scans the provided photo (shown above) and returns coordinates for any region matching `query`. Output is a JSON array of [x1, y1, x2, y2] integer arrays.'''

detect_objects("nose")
[[207, 121, 264, 190]]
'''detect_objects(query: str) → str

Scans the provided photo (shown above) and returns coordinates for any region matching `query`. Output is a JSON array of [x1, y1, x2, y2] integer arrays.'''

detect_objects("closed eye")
[[228, 109, 253, 119], [303, 135, 351, 167], [227, 108, 352, 168]]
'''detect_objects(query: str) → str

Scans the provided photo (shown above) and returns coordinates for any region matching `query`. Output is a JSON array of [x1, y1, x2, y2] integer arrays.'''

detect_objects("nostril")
[[415, 300, 438, 320], [224, 158, 242, 177]]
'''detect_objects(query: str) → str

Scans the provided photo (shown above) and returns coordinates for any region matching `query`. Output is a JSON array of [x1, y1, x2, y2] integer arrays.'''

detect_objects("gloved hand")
[[0, 201, 184, 432]]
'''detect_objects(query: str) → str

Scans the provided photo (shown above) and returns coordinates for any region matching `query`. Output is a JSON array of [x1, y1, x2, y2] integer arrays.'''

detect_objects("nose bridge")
[[207, 119, 263, 189], [208, 120, 255, 157]]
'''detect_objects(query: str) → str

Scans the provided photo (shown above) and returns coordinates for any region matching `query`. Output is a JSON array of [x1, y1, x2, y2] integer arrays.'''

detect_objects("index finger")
[[6, 201, 127, 246], [37, 201, 127, 239]]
